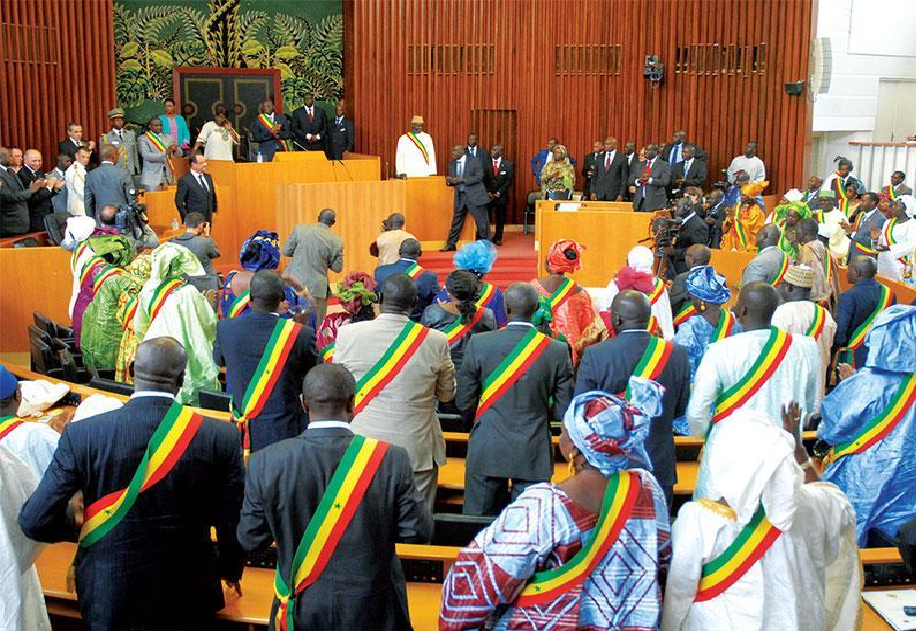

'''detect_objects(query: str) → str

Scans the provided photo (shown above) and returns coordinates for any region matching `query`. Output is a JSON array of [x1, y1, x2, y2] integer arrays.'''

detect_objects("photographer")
[[669, 188, 710, 275], [369, 212, 415, 266], [98, 203, 159, 251], [173, 212, 221, 292]]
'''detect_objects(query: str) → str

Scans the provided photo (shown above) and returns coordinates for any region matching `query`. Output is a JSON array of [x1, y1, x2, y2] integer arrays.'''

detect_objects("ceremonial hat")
[[410, 115, 424, 124], [108, 108, 125, 119], [784, 264, 814, 288]]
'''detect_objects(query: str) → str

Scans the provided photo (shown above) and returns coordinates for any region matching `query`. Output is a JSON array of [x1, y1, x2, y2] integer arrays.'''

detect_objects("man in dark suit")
[[670, 189, 710, 275], [575, 290, 690, 507], [375, 238, 440, 322], [464, 133, 490, 167], [290, 92, 328, 151], [19, 338, 244, 629], [250, 98, 291, 162], [326, 103, 355, 160], [842, 191, 885, 263], [457, 283, 574, 515], [58, 122, 95, 161], [483, 144, 514, 245], [1, 146, 48, 236], [669, 244, 711, 315], [214, 270, 317, 453], [590, 136, 629, 202], [580, 140, 602, 200], [834, 256, 896, 368], [238, 363, 432, 631], [18, 149, 64, 231], [705, 188, 727, 248], [175, 153, 218, 222], [83, 144, 134, 218], [623, 141, 638, 201], [669, 144, 707, 198], [661, 130, 707, 166], [442, 144, 491, 250], [630, 144, 671, 212]]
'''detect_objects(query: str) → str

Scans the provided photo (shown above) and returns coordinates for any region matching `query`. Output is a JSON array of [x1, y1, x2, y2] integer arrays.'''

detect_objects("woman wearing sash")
[[671, 267, 742, 435], [766, 193, 810, 259], [434, 240, 507, 326], [114, 254, 152, 381], [819, 305, 916, 546], [441, 379, 671, 631], [662, 408, 860, 631], [876, 196, 916, 283], [317, 272, 378, 361], [720, 181, 768, 253], [71, 234, 133, 350], [532, 239, 607, 365], [422, 270, 497, 372], [80, 254, 136, 372]]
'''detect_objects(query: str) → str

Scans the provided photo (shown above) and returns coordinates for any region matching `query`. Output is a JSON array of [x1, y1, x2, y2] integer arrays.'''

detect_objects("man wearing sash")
[[138, 117, 177, 191], [739, 224, 785, 288], [834, 257, 897, 369], [669, 244, 712, 316], [687, 283, 819, 499], [842, 191, 886, 264], [374, 238, 440, 322], [456, 283, 574, 515], [820, 305, 916, 546], [215, 270, 317, 453], [334, 273, 455, 508], [19, 339, 245, 629], [577, 290, 690, 507], [796, 218, 839, 309], [395, 115, 437, 178], [662, 408, 860, 630], [250, 98, 291, 162], [876, 196, 916, 282], [238, 364, 432, 631]]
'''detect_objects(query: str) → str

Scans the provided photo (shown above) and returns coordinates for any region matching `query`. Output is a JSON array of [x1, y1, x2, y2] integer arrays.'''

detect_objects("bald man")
[[687, 283, 820, 498], [669, 244, 712, 316], [739, 224, 786, 288], [83, 143, 134, 217], [18, 149, 64, 231], [834, 256, 898, 369], [576, 289, 690, 507], [20, 338, 245, 629], [282, 208, 345, 323]]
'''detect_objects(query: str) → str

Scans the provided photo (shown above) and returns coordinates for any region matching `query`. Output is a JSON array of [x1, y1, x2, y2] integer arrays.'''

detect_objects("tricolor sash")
[[257, 113, 278, 133], [147, 278, 184, 323], [475, 327, 552, 420], [515, 471, 640, 606], [443, 309, 485, 347], [143, 131, 168, 153], [834, 284, 894, 368], [406, 131, 430, 164], [824, 372, 916, 466], [320, 342, 334, 363], [882, 217, 910, 266], [0, 416, 24, 441], [548, 277, 576, 312], [693, 503, 782, 602], [833, 175, 850, 217], [79, 402, 203, 548], [885, 184, 899, 201], [624, 337, 673, 398], [71, 241, 90, 272], [710, 309, 736, 343], [852, 241, 878, 257], [118, 294, 139, 330], [770, 252, 789, 287], [232, 319, 303, 454], [475, 282, 495, 310], [732, 207, 749, 249], [647, 277, 665, 304], [353, 322, 430, 415], [805, 304, 827, 340], [673, 303, 698, 328], [273, 435, 389, 631], [91, 266, 122, 294], [79, 257, 107, 287], [712, 328, 793, 423], [227, 290, 251, 319], [404, 261, 424, 279]]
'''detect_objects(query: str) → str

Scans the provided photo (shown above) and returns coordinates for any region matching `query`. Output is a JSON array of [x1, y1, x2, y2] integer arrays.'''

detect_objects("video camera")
[[650, 216, 681, 249], [115, 200, 149, 234]]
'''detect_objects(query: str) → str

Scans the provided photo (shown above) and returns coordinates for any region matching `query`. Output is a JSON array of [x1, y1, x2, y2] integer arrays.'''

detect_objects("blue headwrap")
[[240, 231, 281, 272], [685, 265, 731, 305], [563, 377, 665, 476], [866, 305, 916, 374], [453, 240, 497, 275], [0, 365, 17, 399]]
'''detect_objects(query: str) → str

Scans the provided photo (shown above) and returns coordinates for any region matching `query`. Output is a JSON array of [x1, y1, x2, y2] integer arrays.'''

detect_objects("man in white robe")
[[876, 195, 916, 282], [596, 245, 675, 340], [395, 115, 437, 178]]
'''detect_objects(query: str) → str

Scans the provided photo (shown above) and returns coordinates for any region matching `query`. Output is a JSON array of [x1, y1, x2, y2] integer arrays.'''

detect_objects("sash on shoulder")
[[79, 257, 106, 287], [475, 327, 552, 420], [694, 503, 782, 602], [118, 294, 139, 331], [320, 341, 334, 363], [79, 402, 203, 548], [144, 131, 167, 152], [0, 416, 25, 441], [710, 309, 736, 343], [92, 266, 122, 294], [148, 278, 185, 323], [623, 337, 672, 398], [273, 435, 389, 631], [404, 261, 424, 279], [770, 252, 789, 287], [805, 304, 827, 340], [673, 303, 697, 328], [834, 284, 894, 368], [443, 309, 485, 347], [227, 290, 251, 319], [406, 131, 429, 164], [353, 322, 430, 415], [548, 277, 576, 312], [515, 470, 640, 606], [712, 327, 792, 423], [475, 282, 495, 310]]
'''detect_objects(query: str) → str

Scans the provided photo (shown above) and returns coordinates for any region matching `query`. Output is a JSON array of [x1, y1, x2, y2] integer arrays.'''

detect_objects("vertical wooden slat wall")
[[0, 0, 115, 165], [344, 0, 813, 223]]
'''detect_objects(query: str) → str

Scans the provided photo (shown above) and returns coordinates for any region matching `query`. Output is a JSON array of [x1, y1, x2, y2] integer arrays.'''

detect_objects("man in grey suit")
[[83, 144, 134, 218], [457, 283, 574, 515], [282, 208, 344, 324], [442, 145, 491, 251], [842, 191, 886, 263], [630, 144, 671, 212], [99, 108, 139, 185], [1, 146, 46, 236], [139, 117, 177, 191], [47, 154, 71, 214], [740, 224, 785, 287]]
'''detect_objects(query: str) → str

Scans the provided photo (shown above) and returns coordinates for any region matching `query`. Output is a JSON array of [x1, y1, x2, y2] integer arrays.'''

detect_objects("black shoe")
[[439, 245, 456, 252], [493, 239, 502, 246]]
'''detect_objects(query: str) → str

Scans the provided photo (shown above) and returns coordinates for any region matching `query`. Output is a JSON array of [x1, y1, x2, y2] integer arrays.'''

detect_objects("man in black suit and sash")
[[250, 98, 291, 162]]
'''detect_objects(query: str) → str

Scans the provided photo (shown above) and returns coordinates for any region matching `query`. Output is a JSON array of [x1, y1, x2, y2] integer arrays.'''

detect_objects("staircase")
[[420, 234, 538, 289]]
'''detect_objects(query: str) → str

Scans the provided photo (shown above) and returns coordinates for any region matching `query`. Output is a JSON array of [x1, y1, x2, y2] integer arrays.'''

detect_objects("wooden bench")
[[0, 230, 50, 248]]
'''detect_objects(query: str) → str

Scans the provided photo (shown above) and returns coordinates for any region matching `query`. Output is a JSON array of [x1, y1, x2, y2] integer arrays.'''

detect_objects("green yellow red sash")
[[71, 241, 90, 272], [475, 282, 495, 310], [805, 304, 827, 340], [770, 252, 789, 287], [354, 322, 430, 415], [885, 184, 899, 201], [693, 503, 782, 602], [273, 435, 389, 631], [443, 308, 485, 347], [404, 261, 424, 279], [624, 337, 673, 398], [712, 328, 792, 423], [647, 277, 665, 304], [475, 327, 552, 420], [824, 372, 916, 466], [227, 290, 251, 319], [79, 257, 106, 287], [79, 402, 203, 548], [143, 131, 167, 152], [833, 175, 850, 217], [320, 342, 334, 363], [733, 206, 748, 249], [673, 303, 697, 328], [257, 113, 278, 133], [516, 470, 640, 606], [0, 416, 25, 441], [91, 266, 122, 294], [846, 285, 893, 351], [852, 241, 878, 257], [147, 278, 184, 322], [710, 309, 736, 343], [882, 217, 910, 266], [118, 294, 139, 330], [548, 277, 576, 312], [233, 319, 302, 455], [406, 131, 429, 164]]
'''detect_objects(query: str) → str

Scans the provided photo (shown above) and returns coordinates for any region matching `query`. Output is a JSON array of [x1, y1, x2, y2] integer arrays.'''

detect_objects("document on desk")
[[556, 203, 580, 212], [863, 590, 916, 631]]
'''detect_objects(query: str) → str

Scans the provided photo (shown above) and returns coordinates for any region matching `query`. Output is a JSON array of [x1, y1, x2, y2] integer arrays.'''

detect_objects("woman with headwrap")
[[220, 230, 311, 320], [670, 267, 742, 435], [80, 256, 138, 372], [423, 270, 497, 372], [434, 240, 507, 326], [539, 144, 575, 200], [532, 239, 607, 365], [316, 271, 378, 362], [134, 243, 220, 405], [71, 234, 134, 349], [114, 255, 152, 382], [598, 245, 675, 340], [662, 408, 860, 631], [767, 192, 811, 259], [876, 196, 916, 283], [720, 181, 768, 253], [441, 379, 671, 631]]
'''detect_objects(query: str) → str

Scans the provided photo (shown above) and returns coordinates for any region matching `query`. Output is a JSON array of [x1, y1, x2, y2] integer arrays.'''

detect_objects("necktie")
[[307, 107, 313, 123], [642, 159, 652, 182], [117, 130, 122, 141], [197, 174, 209, 193], [671, 144, 680, 164], [604, 153, 611, 170], [457, 160, 463, 179], [492, 160, 498, 176], [336, 117, 341, 125]]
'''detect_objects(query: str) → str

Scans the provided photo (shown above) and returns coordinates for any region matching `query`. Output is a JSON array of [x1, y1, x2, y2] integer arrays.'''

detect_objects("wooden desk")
[[537, 200, 634, 213], [0, 231, 50, 248], [0, 246, 72, 353]]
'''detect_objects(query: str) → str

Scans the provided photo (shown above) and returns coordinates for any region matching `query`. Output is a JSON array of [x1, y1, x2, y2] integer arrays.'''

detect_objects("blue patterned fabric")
[[219, 271, 310, 324]]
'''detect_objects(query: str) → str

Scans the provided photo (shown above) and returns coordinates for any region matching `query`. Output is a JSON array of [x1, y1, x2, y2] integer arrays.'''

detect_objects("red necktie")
[[642, 159, 652, 181], [308, 108, 313, 123], [492, 160, 498, 176], [604, 153, 611, 170]]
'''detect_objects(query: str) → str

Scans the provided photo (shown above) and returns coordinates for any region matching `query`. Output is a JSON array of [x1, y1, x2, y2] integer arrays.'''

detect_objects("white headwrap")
[[706, 410, 802, 531], [899, 194, 916, 218], [64, 216, 96, 243], [784, 188, 803, 203], [627, 246, 654, 273]]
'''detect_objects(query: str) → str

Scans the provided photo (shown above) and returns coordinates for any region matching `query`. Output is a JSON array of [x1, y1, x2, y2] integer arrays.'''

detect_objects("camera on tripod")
[[115, 196, 149, 236], [650, 216, 681, 250]]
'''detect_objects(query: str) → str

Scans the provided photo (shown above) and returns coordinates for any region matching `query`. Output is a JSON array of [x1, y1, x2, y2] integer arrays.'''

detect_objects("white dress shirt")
[[726, 155, 766, 183], [65, 162, 86, 216]]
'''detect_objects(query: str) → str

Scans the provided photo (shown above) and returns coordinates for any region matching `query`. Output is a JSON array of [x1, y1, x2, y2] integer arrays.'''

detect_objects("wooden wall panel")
[[0, 0, 115, 165], [344, 0, 812, 223]]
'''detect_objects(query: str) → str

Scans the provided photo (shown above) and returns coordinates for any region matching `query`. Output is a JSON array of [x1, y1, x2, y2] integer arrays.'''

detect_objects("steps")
[[420, 234, 538, 289]]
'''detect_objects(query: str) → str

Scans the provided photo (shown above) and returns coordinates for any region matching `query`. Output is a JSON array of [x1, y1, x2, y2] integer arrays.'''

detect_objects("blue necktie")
[[671, 144, 681, 164]]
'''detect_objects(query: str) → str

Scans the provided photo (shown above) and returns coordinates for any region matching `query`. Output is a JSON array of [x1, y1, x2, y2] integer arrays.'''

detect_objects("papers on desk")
[[556, 203, 580, 212], [863, 590, 916, 630]]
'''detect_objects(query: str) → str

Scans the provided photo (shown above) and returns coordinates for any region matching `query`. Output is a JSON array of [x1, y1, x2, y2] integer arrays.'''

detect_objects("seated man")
[[238, 364, 432, 630], [97, 203, 159, 251], [662, 408, 860, 630], [374, 238, 440, 322], [172, 212, 221, 292]]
